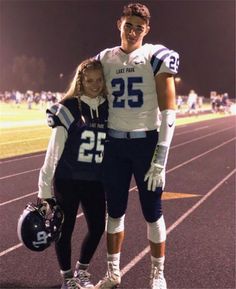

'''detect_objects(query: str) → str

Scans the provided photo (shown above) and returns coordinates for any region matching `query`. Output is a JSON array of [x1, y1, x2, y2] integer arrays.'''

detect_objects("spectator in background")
[[210, 91, 217, 112], [187, 89, 197, 114], [197, 96, 203, 112], [176, 95, 183, 112]]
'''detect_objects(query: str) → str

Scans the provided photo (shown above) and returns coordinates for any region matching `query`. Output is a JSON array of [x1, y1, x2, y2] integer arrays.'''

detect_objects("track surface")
[[0, 115, 235, 289]]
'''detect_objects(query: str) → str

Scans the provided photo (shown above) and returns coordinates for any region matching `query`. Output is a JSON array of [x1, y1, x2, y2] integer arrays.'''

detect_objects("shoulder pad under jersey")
[[46, 100, 76, 129]]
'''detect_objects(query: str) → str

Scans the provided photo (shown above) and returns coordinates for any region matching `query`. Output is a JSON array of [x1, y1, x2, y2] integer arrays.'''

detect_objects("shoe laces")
[[150, 267, 166, 289], [107, 261, 120, 279], [64, 278, 78, 289], [97, 263, 120, 288], [76, 270, 91, 283]]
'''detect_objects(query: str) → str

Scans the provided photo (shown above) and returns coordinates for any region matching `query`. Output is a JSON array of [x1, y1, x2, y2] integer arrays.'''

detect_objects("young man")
[[95, 3, 179, 289]]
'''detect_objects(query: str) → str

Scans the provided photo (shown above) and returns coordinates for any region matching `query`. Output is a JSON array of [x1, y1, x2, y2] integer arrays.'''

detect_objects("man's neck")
[[120, 42, 142, 54]]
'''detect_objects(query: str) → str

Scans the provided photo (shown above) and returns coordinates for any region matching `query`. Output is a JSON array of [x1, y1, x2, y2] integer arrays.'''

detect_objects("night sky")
[[0, 0, 235, 97]]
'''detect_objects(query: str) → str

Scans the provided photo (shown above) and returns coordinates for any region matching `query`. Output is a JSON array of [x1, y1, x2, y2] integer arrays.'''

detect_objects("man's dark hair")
[[121, 3, 151, 23]]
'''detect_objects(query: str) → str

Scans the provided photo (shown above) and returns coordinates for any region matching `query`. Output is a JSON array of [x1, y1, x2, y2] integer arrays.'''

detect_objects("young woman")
[[38, 59, 108, 289]]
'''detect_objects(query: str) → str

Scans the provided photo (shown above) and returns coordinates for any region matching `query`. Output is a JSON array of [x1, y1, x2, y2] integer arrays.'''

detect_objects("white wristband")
[[158, 109, 176, 147], [152, 109, 176, 167]]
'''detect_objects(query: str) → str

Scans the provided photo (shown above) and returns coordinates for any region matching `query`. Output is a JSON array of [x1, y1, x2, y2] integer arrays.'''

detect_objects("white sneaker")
[[74, 269, 94, 289], [150, 266, 167, 289], [95, 262, 121, 289]]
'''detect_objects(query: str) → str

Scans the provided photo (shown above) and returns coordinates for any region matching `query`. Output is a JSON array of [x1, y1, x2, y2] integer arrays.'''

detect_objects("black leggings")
[[54, 179, 106, 271]]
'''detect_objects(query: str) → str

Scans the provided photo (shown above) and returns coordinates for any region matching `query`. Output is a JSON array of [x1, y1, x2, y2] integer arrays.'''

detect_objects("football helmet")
[[17, 199, 64, 252]]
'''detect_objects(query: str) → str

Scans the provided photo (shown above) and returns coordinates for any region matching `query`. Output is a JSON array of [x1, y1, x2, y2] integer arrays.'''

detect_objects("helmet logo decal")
[[32, 231, 48, 248]]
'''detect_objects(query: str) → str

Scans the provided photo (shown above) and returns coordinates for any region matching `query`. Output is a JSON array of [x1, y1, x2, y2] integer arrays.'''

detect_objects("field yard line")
[[1, 127, 49, 134], [171, 126, 234, 149], [121, 168, 236, 276], [0, 119, 46, 128], [1, 136, 49, 145]]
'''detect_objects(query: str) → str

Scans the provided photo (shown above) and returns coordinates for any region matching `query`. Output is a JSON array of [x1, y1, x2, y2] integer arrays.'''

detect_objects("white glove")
[[144, 110, 176, 192], [144, 163, 166, 192]]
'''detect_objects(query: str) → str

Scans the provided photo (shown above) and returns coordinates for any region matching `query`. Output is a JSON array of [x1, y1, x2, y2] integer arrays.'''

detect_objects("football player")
[[38, 59, 108, 289], [95, 3, 179, 289]]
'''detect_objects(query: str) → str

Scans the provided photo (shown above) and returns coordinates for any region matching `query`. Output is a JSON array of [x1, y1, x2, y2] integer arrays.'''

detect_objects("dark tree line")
[[1, 55, 46, 92]]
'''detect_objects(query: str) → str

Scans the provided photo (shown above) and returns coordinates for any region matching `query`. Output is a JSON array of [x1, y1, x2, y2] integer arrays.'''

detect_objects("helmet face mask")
[[17, 202, 64, 252]]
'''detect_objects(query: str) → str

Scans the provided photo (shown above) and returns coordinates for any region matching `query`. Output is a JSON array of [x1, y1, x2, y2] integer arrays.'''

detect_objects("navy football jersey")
[[46, 97, 108, 181]]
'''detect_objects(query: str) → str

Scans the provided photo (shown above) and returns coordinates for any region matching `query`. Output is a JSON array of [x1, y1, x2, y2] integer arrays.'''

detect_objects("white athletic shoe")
[[150, 266, 167, 289], [95, 262, 121, 289], [74, 269, 94, 289]]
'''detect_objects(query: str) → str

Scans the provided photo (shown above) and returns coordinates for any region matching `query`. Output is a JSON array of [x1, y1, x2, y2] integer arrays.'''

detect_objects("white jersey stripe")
[[48, 103, 74, 130]]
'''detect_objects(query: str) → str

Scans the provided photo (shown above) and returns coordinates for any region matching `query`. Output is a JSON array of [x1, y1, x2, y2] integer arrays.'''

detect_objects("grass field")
[[0, 101, 233, 159]]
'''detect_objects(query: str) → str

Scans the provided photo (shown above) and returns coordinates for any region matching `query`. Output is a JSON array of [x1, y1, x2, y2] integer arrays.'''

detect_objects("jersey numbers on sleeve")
[[47, 114, 55, 127], [169, 55, 179, 72], [78, 130, 106, 163], [111, 77, 143, 108]]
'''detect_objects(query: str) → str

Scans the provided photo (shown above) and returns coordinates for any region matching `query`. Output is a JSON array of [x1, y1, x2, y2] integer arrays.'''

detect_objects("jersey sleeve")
[[46, 102, 75, 130], [150, 44, 180, 76], [38, 126, 67, 199]]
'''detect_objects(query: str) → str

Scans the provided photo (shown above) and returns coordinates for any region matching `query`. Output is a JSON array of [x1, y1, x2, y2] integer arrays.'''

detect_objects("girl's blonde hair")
[[63, 58, 107, 100]]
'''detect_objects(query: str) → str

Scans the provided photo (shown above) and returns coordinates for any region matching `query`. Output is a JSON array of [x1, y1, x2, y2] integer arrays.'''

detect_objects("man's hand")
[[144, 163, 166, 192]]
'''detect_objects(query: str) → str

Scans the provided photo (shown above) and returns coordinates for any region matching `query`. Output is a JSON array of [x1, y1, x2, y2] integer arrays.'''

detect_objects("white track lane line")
[[1, 136, 49, 146], [1, 169, 234, 268], [0, 138, 234, 207], [0, 153, 45, 164], [0, 129, 234, 180], [0, 212, 84, 257], [0, 191, 37, 207], [0, 186, 137, 257], [0, 168, 40, 180], [0, 125, 233, 165], [121, 168, 236, 276], [0, 138, 235, 257], [172, 126, 233, 147], [168, 138, 235, 173]]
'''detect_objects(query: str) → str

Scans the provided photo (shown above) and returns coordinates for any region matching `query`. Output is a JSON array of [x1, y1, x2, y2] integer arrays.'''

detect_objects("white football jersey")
[[97, 43, 179, 131]]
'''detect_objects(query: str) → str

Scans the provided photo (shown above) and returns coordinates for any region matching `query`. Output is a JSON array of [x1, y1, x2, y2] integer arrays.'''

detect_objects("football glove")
[[144, 163, 166, 192], [144, 109, 176, 192], [144, 144, 168, 192]]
